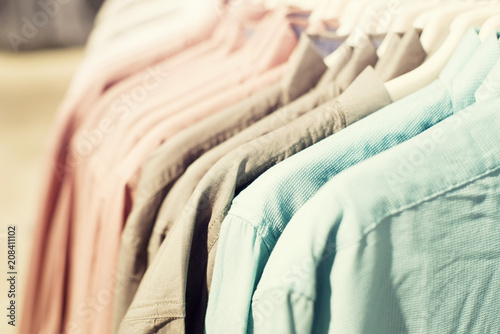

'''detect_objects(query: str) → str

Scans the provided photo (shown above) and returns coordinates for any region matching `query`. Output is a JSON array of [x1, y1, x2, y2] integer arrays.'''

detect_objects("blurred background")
[[0, 1, 103, 333]]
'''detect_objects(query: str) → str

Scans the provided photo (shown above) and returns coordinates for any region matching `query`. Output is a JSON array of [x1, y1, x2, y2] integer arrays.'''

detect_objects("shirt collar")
[[474, 57, 500, 103], [279, 33, 329, 103], [450, 30, 500, 112], [376, 28, 427, 82], [308, 31, 347, 58], [399, 28, 426, 66], [336, 66, 392, 126], [373, 32, 404, 77], [334, 33, 380, 92], [315, 41, 353, 87]]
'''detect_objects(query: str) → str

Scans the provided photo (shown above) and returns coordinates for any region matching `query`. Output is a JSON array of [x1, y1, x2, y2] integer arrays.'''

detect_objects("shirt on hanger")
[[77, 0, 220, 89], [87, 8, 302, 334], [70, 9, 266, 267], [149, 28, 424, 265], [52, 10, 262, 334], [252, 79, 500, 334], [148, 32, 384, 263], [21, 4, 221, 334], [375, 30, 404, 65], [204, 27, 427, 334], [112, 31, 331, 331], [249, 30, 500, 334], [99, 9, 295, 166], [79, 6, 269, 148], [113, 32, 348, 332], [118, 34, 386, 334]]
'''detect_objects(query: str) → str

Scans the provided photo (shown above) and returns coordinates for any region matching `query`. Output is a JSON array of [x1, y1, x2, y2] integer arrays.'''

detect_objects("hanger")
[[264, 0, 319, 10], [309, 0, 347, 22], [291, 0, 321, 10], [322, 0, 398, 67], [389, 0, 442, 33], [418, 1, 484, 56], [335, 0, 371, 36], [354, 0, 399, 35], [307, 0, 348, 35], [413, 0, 459, 29], [377, 0, 443, 58], [356, 0, 405, 36], [479, 14, 500, 41], [323, 0, 350, 20], [385, 3, 500, 101]]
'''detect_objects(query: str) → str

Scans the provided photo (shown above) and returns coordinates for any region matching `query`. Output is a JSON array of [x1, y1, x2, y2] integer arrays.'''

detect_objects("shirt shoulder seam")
[[223, 212, 274, 254]]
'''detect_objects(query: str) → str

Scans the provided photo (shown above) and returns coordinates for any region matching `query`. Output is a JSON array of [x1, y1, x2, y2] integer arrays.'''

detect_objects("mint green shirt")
[[206, 28, 499, 334], [251, 45, 500, 334]]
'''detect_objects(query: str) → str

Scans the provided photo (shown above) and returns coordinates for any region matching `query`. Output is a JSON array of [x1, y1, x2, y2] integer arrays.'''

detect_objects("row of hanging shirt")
[[23, 0, 500, 333]]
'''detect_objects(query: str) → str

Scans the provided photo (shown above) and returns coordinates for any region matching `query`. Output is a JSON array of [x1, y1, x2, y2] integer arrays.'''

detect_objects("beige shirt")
[[116, 31, 387, 332], [117, 30, 426, 334], [150, 33, 381, 262], [112, 32, 335, 331], [119, 66, 392, 334]]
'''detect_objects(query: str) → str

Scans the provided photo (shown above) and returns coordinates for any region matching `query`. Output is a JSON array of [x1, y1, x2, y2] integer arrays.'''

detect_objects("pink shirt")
[[64, 6, 276, 334], [86, 11, 300, 334], [92, 64, 290, 334], [77, 19, 250, 142], [63, 15, 257, 334], [22, 8, 221, 334], [98, 11, 285, 173]]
